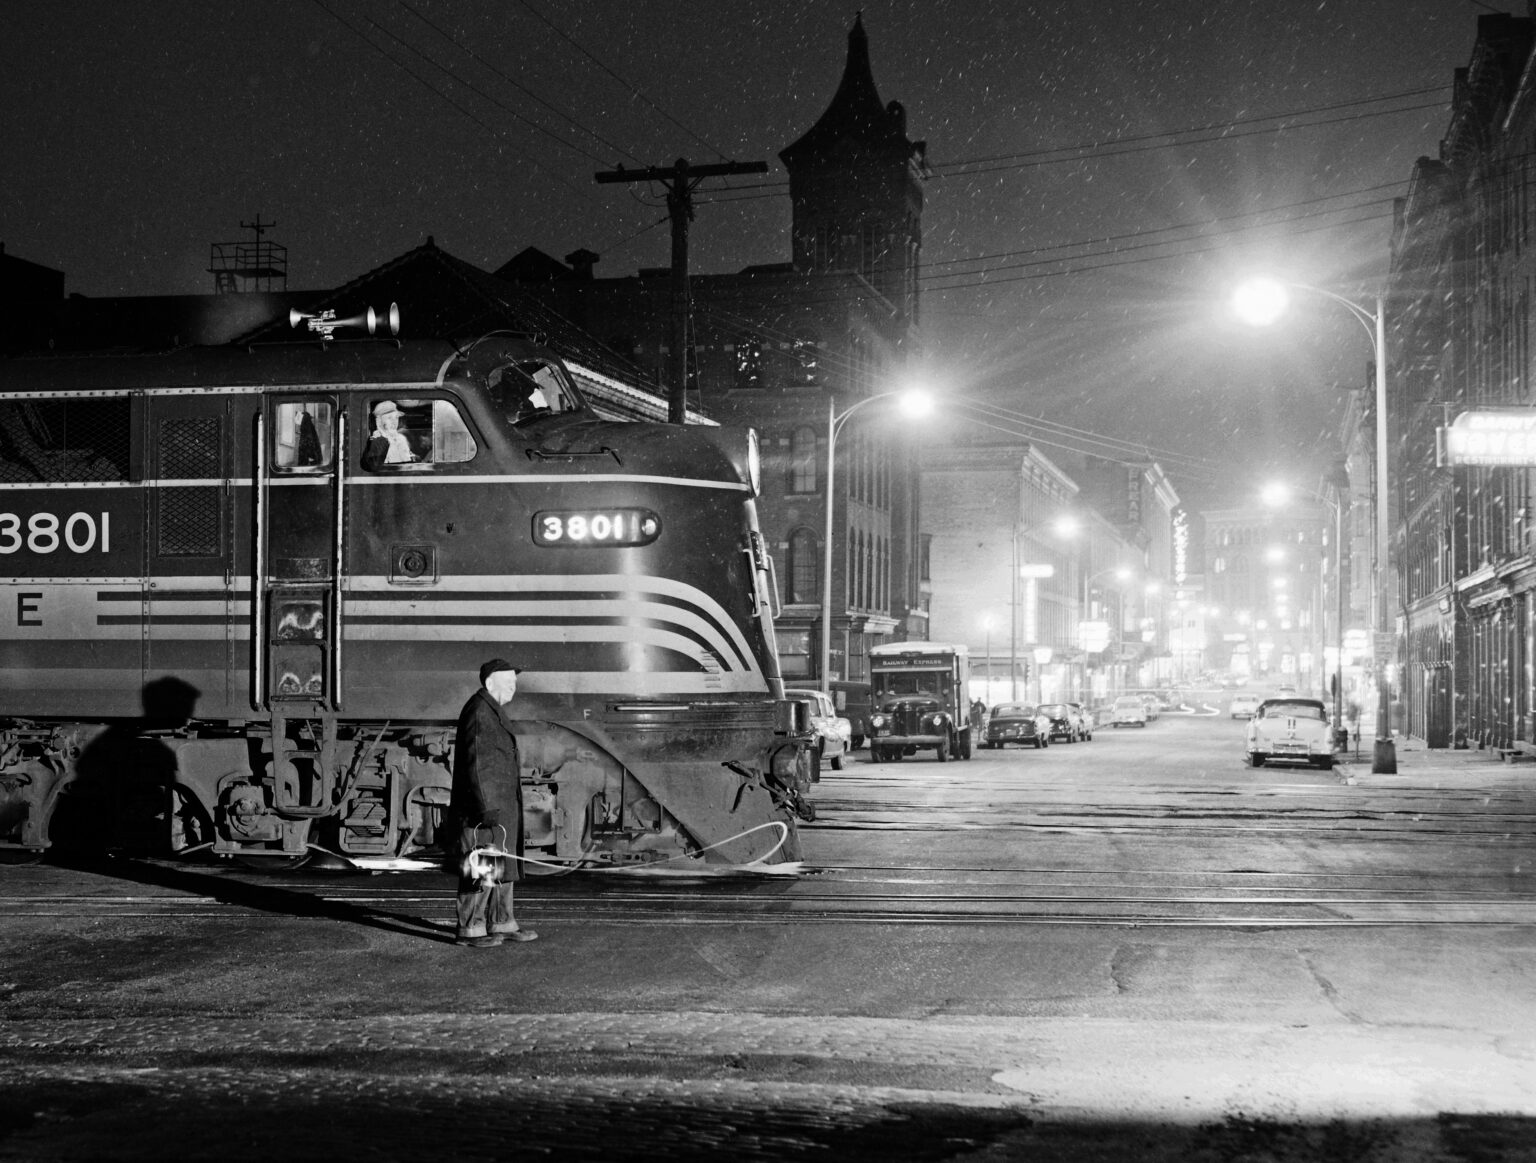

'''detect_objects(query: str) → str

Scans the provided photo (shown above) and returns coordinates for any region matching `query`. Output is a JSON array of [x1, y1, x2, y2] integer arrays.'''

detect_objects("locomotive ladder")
[[253, 404, 348, 820]]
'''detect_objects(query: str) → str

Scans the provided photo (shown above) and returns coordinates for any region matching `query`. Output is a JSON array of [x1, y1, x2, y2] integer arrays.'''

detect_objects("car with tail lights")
[[982, 703, 1050, 749], [784, 688, 852, 775], [1038, 702, 1090, 743], [1245, 697, 1335, 770], [1109, 694, 1147, 728]]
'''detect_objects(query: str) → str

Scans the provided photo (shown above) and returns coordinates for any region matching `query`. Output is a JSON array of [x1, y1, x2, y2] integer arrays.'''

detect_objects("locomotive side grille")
[[157, 418, 223, 557], [160, 418, 221, 478], [159, 487, 221, 556]]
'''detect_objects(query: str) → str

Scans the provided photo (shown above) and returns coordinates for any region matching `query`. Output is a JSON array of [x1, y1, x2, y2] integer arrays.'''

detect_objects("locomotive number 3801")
[[0, 511, 112, 554]]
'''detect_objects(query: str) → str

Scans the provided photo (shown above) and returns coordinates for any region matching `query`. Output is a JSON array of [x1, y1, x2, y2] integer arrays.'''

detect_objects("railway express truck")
[[866, 641, 973, 762]]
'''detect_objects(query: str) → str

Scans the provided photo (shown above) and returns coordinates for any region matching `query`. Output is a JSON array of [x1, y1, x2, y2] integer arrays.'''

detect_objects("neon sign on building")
[[1172, 509, 1189, 586], [1438, 409, 1536, 467]]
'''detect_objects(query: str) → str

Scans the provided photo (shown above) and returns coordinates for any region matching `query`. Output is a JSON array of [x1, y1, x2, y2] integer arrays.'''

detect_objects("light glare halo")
[[1234, 278, 1290, 326]]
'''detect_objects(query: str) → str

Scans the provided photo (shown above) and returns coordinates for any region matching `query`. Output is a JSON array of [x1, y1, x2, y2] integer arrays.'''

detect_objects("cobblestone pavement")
[[4, 1012, 1536, 1161]]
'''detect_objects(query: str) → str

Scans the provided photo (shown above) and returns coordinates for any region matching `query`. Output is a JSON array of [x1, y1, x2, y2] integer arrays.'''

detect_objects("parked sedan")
[[784, 688, 852, 774], [1038, 702, 1088, 743], [1246, 697, 1335, 769], [982, 703, 1050, 749]]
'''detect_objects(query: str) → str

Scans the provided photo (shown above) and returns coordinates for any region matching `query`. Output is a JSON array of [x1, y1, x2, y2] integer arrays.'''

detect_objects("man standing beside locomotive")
[[449, 659, 538, 948]]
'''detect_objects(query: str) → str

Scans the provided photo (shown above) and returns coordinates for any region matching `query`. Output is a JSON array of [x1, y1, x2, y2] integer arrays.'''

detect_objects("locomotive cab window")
[[363, 399, 477, 470], [487, 360, 580, 427], [271, 402, 333, 472]]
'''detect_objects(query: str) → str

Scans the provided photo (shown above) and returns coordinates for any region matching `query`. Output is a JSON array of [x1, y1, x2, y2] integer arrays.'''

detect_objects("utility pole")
[[596, 158, 767, 424]]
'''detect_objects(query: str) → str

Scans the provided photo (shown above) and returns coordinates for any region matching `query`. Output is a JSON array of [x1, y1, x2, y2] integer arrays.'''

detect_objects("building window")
[[776, 628, 812, 678], [787, 527, 819, 605], [789, 426, 818, 493], [793, 338, 819, 387], [735, 336, 764, 389]]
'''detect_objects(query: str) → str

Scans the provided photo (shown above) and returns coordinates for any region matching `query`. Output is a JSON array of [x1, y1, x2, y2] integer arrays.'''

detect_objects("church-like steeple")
[[780, 14, 901, 166], [779, 14, 925, 319]]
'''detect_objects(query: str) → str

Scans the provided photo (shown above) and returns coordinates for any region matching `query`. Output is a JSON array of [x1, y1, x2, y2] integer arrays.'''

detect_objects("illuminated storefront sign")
[[1172, 509, 1189, 585], [1078, 620, 1111, 652], [1438, 409, 1536, 467]]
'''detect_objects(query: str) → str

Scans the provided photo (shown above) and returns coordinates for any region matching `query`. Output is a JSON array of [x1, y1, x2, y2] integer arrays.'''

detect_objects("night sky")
[[1, 1, 1484, 507]]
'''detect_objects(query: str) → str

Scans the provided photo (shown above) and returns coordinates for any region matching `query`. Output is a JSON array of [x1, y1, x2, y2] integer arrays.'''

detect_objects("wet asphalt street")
[[3, 712, 1535, 1161]]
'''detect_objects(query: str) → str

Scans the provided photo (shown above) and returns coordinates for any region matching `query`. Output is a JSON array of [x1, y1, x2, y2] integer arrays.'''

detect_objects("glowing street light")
[[1235, 277, 1395, 774], [820, 387, 933, 693]]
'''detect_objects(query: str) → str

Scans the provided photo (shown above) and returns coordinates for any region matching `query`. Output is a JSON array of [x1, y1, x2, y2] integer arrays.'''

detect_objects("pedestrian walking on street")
[[449, 658, 538, 948]]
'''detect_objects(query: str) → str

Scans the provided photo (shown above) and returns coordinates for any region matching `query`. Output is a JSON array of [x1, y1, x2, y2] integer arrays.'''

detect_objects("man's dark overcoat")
[[450, 687, 525, 878]]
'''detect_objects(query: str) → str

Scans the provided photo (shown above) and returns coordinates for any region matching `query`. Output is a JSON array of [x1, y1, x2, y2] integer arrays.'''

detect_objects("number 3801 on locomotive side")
[[0, 329, 813, 868]]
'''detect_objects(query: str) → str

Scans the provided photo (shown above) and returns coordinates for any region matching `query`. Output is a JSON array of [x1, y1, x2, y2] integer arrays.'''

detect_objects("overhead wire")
[[689, 199, 1394, 317], [954, 411, 1233, 487], [360, 6, 604, 164], [922, 180, 1409, 272], [512, 0, 736, 165], [936, 104, 1449, 180], [694, 85, 1451, 206], [309, 0, 596, 201], [397, 0, 641, 165], [954, 396, 1221, 475], [688, 299, 1229, 480], [922, 199, 1398, 290]]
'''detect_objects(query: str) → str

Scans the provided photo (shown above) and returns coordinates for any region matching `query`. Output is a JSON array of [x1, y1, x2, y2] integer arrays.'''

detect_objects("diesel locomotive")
[[0, 324, 811, 869]]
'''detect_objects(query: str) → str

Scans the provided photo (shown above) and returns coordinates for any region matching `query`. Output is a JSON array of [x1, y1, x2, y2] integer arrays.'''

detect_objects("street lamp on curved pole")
[[1235, 277, 1395, 774], [820, 388, 934, 694]]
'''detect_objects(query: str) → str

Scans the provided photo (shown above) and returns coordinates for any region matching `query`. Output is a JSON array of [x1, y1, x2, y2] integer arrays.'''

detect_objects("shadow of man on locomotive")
[[44, 674, 465, 942], [48, 676, 202, 858]]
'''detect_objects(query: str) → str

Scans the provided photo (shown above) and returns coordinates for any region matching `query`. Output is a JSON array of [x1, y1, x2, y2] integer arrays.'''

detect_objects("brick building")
[[1390, 11, 1536, 750]]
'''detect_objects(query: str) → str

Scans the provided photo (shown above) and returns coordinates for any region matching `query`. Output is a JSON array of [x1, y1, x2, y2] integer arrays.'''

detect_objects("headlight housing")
[[746, 428, 762, 496]]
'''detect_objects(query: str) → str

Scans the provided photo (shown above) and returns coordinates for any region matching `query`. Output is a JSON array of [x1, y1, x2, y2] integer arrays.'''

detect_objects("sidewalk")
[[1333, 734, 1524, 786]]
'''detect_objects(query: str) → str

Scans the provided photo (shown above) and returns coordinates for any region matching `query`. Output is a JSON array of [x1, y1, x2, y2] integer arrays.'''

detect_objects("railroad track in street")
[[4, 852, 1534, 929], [5, 718, 1533, 930]]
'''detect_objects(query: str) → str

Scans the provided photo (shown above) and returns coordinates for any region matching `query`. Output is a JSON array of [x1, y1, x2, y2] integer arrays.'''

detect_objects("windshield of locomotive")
[[488, 359, 582, 426], [875, 672, 944, 699]]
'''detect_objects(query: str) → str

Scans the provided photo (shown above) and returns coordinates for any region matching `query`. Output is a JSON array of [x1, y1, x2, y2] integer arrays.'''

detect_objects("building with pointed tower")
[[502, 14, 930, 691], [779, 12, 925, 335]]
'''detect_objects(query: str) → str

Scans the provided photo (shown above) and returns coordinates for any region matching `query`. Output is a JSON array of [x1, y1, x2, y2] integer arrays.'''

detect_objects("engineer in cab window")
[[365, 400, 418, 467]]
